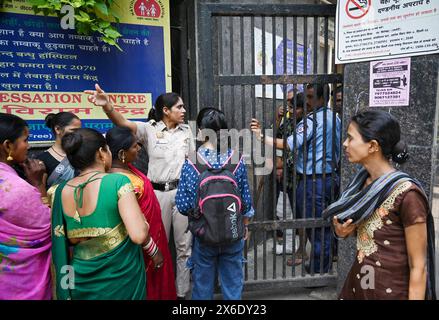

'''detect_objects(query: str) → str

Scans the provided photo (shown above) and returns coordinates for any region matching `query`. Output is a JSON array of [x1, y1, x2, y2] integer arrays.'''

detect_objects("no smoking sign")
[[346, 0, 371, 19]]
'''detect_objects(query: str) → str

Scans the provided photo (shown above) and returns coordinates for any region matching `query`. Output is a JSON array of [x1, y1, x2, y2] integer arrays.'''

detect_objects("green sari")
[[51, 173, 146, 300]]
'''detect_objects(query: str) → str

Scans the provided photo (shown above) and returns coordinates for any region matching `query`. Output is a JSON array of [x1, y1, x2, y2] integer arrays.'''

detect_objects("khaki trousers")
[[154, 189, 192, 298]]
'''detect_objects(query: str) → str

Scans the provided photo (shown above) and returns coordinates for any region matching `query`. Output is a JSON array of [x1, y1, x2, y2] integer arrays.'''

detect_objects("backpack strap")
[[222, 150, 242, 176], [187, 151, 210, 176], [188, 150, 242, 176]]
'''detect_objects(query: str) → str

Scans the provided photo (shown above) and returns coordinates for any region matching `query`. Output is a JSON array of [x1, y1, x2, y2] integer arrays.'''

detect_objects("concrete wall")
[[338, 54, 439, 293]]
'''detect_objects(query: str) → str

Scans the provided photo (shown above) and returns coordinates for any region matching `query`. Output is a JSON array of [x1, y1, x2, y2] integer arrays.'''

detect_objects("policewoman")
[[85, 84, 195, 300], [250, 83, 341, 274]]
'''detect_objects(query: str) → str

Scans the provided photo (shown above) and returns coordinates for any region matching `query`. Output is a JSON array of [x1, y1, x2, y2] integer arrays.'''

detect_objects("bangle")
[[147, 243, 158, 257], [142, 238, 153, 251], [143, 238, 158, 257], [145, 242, 156, 255], [104, 104, 114, 114], [150, 245, 159, 258]]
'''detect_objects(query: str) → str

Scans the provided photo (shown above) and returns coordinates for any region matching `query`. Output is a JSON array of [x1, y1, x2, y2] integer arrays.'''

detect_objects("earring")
[[118, 151, 126, 163], [6, 151, 13, 162]]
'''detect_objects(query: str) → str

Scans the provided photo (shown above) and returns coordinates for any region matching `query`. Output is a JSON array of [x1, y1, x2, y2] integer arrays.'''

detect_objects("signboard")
[[336, 0, 439, 64], [0, 0, 171, 144], [254, 27, 312, 99], [369, 57, 411, 106]]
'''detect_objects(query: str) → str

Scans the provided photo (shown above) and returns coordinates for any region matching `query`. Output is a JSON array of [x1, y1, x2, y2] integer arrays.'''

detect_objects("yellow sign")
[[0, 91, 152, 120], [0, 0, 171, 143]]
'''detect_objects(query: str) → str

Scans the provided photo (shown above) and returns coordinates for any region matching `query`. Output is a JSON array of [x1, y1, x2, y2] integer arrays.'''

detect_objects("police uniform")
[[134, 119, 195, 298], [286, 107, 341, 273]]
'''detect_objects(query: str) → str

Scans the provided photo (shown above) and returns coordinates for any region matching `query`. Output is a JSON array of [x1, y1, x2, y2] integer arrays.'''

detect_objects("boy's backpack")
[[187, 151, 244, 246]]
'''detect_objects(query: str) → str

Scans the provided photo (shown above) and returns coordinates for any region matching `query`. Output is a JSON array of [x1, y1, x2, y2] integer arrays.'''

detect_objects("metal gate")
[[198, 3, 343, 291]]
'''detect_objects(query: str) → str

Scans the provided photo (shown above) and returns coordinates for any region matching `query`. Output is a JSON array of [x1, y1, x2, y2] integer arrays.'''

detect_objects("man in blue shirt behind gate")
[[251, 83, 341, 273]]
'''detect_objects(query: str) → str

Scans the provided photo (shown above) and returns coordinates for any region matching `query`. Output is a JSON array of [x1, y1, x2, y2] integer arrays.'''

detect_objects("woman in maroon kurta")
[[324, 110, 435, 300], [339, 183, 429, 299]]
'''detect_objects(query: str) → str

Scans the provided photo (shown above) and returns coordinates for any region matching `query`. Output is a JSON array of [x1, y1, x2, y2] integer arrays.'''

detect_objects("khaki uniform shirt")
[[134, 120, 195, 183]]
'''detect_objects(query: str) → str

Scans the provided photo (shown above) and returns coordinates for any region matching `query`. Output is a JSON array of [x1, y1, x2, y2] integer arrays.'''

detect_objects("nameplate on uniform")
[[156, 139, 169, 145]]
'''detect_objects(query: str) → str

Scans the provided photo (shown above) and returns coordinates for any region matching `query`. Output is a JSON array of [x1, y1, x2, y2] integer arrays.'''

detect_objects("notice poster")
[[369, 57, 411, 106], [254, 27, 312, 99], [336, 0, 439, 64], [0, 0, 171, 144]]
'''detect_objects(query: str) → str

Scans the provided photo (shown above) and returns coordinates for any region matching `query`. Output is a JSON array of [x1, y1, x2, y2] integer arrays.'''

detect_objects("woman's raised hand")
[[84, 83, 110, 108], [22, 159, 47, 188]]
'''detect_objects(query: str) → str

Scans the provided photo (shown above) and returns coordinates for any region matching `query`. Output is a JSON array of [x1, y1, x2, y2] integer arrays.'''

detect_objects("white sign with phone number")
[[369, 57, 410, 106]]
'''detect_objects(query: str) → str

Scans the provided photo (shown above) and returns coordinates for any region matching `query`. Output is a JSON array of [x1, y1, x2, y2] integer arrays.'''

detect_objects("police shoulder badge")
[[156, 131, 164, 139]]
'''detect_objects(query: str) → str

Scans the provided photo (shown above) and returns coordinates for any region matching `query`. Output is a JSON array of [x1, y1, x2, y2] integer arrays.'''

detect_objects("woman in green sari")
[[51, 128, 160, 300]]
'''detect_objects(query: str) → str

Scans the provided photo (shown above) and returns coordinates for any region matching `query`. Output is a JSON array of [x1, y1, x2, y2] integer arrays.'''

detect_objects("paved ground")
[[209, 283, 338, 300], [242, 285, 338, 300]]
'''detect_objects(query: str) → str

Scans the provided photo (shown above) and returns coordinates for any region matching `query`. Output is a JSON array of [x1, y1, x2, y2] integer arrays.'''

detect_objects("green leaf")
[[75, 0, 84, 7], [104, 27, 121, 38], [75, 14, 93, 24], [98, 21, 110, 28], [101, 34, 122, 51], [76, 21, 92, 35], [52, 3, 62, 10], [102, 36, 114, 43], [48, 0, 61, 6], [94, 1, 108, 15], [27, 0, 123, 50], [113, 42, 123, 51], [78, 10, 90, 19], [74, 14, 92, 23]]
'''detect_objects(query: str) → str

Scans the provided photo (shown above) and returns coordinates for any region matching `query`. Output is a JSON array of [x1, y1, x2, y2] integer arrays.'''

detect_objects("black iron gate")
[[198, 3, 343, 291]]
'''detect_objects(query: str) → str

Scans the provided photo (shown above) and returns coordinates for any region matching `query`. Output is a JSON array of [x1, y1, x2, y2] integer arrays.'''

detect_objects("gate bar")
[[205, 4, 336, 17], [215, 74, 343, 86]]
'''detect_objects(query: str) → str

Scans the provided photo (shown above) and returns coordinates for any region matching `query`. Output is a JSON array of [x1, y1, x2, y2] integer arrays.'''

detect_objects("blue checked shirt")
[[287, 107, 341, 175], [176, 147, 255, 218]]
